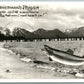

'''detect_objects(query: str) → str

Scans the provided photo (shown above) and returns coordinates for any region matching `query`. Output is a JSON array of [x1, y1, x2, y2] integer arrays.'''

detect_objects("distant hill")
[[11, 26, 84, 39], [33, 28, 66, 39], [0, 25, 84, 41], [72, 27, 84, 37], [64, 27, 84, 37], [12, 28, 39, 40]]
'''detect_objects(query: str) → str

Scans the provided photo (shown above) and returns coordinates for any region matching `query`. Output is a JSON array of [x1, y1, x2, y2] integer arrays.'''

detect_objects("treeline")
[[1, 27, 84, 42]]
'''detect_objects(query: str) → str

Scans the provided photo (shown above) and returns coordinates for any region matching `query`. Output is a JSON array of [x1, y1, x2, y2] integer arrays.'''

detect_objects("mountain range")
[[0, 26, 84, 40], [33, 28, 66, 39]]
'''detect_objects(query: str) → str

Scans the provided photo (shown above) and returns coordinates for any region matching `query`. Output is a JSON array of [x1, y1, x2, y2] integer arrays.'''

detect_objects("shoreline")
[[0, 43, 66, 79], [3, 42, 84, 79]]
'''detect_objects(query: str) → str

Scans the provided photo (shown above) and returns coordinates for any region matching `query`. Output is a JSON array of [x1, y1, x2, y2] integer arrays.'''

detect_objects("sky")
[[0, 2, 84, 32]]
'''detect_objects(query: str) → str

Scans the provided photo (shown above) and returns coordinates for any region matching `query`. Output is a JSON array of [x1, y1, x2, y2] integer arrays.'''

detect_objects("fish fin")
[[67, 49, 74, 55], [49, 57, 53, 61]]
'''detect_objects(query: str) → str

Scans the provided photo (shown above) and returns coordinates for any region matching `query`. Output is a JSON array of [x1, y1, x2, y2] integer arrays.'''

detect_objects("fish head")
[[43, 45, 54, 61], [43, 45, 53, 55], [41, 45, 49, 54], [44, 45, 50, 51]]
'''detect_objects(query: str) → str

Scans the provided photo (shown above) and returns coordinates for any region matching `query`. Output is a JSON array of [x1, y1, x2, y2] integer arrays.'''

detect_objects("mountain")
[[64, 27, 84, 37], [33, 28, 66, 39], [5, 21, 34, 32], [0, 27, 12, 36], [72, 27, 84, 37], [12, 27, 39, 39]]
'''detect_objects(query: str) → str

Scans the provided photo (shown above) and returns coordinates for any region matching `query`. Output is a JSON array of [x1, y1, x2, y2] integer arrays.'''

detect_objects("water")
[[2, 41, 84, 79]]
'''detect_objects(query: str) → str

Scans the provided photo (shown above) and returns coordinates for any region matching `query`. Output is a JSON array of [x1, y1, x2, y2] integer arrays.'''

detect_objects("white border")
[[0, 1, 84, 82], [0, 79, 84, 82]]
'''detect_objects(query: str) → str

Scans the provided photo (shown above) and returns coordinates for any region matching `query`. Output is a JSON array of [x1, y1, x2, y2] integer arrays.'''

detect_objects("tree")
[[4, 28, 11, 36]]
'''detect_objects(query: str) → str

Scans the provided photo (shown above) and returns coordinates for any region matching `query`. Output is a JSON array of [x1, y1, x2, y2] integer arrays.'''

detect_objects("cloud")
[[33, 6, 84, 31], [1, 2, 84, 31]]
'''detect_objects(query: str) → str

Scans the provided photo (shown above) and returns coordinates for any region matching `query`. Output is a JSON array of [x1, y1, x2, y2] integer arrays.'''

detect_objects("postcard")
[[0, 1, 84, 82]]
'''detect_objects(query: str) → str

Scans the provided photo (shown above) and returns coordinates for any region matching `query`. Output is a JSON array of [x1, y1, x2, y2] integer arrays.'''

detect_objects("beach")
[[0, 43, 56, 79], [0, 42, 78, 79], [0, 41, 83, 79]]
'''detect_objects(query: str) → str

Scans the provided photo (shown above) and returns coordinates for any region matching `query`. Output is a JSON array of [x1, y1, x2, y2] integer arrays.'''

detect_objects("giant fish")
[[43, 45, 84, 66]]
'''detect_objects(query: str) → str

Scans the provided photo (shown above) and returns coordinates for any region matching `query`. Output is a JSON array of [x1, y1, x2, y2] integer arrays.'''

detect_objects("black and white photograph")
[[0, 1, 84, 79]]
